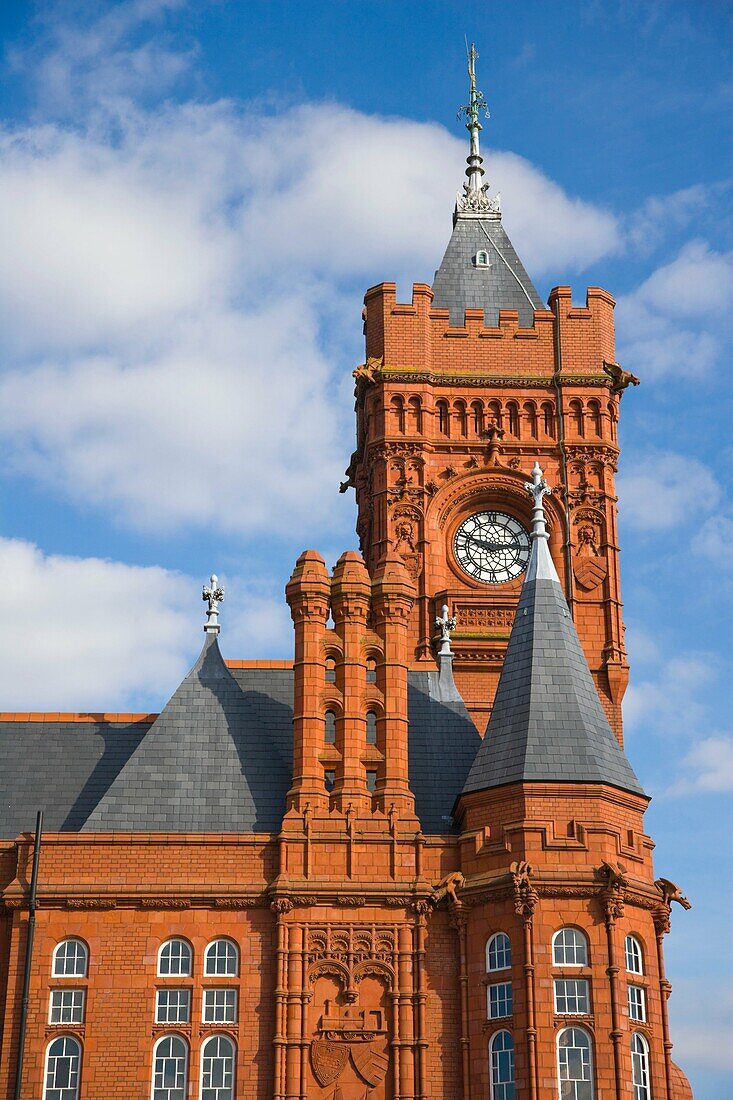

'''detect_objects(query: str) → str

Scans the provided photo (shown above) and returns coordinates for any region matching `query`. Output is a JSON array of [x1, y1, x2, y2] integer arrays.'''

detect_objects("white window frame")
[[49, 989, 85, 1025], [554, 978, 590, 1016], [631, 1032, 651, 1100], [155, 988, 191, 1025], [556, 1026, 595, 1100], [487, 981, 513, 1020], [52, 939, 88, 978], [157, 939, 192, 977], [489, 1029, 515, 1100], [486, 932, 512, 973], [43, 1034, 82, 1100], [151, 1034, 189, 1100], [552, 928, 589, 967], [475, 250, 490, 267], [200, 1034, 236, 1100], [625, 935, 644, 975], [628, 984, 647, 1022], [202, 987, 238, 1024], [204, 939, 239, 977]]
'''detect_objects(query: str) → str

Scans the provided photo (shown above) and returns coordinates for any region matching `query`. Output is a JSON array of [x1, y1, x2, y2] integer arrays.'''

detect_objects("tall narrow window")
[[366, 657, 377, 683], [49, 990, 85, 1025], [454, 400, 468, 437], [43, 1035, 81, 1100], [324, 769, 335, 792], [204, 940, 238, 977], [542, 401, 555, 438], [569, 399, 584, 437], [523, 402, 538, 439], [366, 769, 378, 793], [631, 1033, 651, 1100], [366, 711, 377, 745], [557, 1027, 594, 1100], [627, 985, 647, 1022], [489, 1029, 515, 1100], [471, 401, 484, 435], [52, 940, 88, 978], [158, 939, 192, 977], [325, 657, 336, 683], [200, 1035, 235, 1100], [552, 928, 588, 967], [437, 399, 450, 436], [507, 402, 520, 437], [152, 1035, 188, 1100], [488, 400, 502, 429], [486, 933, 511, 972], [407, 396, 422, 433], [588, 400, 603, 436], [488, 982, 513, 1019], [390, 395, 405, 434], [625, 935, 643, 975], [324, 710, 336, 744]]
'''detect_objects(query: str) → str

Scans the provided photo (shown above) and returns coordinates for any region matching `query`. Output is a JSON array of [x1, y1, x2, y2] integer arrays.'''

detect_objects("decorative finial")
[[435, 604, 457, 656], [455, 43, 500, 218], [525, 462, 552, 540], [202, 573, 225, 633]]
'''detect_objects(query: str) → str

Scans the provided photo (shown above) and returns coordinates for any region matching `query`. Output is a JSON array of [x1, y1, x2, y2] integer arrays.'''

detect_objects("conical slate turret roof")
[[82, 632, 287, 831], [462, 466, 645, 798]]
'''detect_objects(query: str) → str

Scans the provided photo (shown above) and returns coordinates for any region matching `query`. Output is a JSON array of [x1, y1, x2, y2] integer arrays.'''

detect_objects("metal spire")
[[202, 573, 225, 634], [435, 604, 457, 656], [523, 463, 559, 583], [456, 43, 500, 218]]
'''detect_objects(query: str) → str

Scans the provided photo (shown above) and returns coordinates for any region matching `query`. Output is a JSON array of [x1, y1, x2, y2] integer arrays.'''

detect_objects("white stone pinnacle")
[[202, 573, 225, 633], [523, 463, 560, 583]]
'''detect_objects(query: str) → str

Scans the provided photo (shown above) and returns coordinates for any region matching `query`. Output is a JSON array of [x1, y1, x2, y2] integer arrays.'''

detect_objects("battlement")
[[364, 281, 616, 376]]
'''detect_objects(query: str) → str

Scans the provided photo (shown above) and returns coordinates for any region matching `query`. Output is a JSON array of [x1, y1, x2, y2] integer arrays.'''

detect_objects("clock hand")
[[470, 537, 522, 551]]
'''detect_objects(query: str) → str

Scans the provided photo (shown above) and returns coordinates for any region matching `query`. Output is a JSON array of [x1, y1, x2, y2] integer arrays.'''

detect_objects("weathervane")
[[455, 42, 500, 217], [202, 574, 225, 633]]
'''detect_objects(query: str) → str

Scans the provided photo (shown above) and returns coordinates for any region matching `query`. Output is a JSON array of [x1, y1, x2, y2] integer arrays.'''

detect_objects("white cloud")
[[0, 93, 619, 536], [616, 451, 720, 532], [668, 735, 733, 795], [693, 513, 733, 569], [623, 649, 716, 739], [616, 241, 733, 381]]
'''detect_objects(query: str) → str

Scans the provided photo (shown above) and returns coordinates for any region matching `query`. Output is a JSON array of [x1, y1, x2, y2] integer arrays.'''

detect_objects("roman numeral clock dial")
[[453, 511, 531, 584]]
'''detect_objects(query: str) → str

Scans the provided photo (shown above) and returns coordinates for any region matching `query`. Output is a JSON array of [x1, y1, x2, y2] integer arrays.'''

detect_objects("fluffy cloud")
[[669, 735, 733, 795], [616, 240, 733, 381], [623, 647, 717, 739], [616, 451, 720, 532], [0, 92, 619, 536]]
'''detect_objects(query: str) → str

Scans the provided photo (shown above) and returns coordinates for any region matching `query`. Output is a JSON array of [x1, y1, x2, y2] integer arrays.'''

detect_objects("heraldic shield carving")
[[310, 1000, 390, 1097]]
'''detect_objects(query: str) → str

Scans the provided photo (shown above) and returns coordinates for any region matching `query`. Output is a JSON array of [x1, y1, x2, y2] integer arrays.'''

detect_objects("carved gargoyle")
[[603, 360, 640, 394], [655, 877, 692, 910], [597, 859, 629, 889], [352, 356, 383, 386], [431, 871, 465, 906]]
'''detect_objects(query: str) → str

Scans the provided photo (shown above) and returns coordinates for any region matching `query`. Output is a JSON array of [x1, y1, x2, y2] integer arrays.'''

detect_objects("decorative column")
[[599, 862, 628, 1100], [271, 899, 293, 1100], [331, 551, 372, 811], [412, 900, 430, 1100], [449, 900, 471, 1100], [652, 877, 692, 1100], [512, 861, 539, 1100], [397, 922, 416, 1100], [284, 923, 305, 1099]]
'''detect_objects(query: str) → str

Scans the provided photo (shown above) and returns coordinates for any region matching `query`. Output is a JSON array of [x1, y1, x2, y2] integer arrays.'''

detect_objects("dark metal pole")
[[13, 810, 43, 1100]]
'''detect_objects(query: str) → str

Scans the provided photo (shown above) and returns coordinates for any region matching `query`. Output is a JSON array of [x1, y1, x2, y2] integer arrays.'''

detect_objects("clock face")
[[453, 511, 531, 584]]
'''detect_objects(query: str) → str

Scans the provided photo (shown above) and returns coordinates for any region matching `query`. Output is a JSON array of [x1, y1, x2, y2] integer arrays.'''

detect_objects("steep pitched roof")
[[462, 476, 645, 798], [81, 633, 291, 832], [432, 215, 544, 327]]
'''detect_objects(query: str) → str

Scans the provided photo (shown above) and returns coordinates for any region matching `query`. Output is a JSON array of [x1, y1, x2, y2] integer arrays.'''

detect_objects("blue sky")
[[0, 2, 731, 1094]]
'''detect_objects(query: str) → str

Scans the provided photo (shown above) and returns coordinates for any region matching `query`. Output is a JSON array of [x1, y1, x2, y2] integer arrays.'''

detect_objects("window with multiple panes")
[[43, 1035, 81, 1100], [204, 939, 238, 977], [488, 982, 513, 1019], [486, 932, 511, 973], [552, 928, 588, 967], [557, 1027, 594, 1100], [52, 940, 88, 977], [158, 939, 192, 977], [49, 989, 85, 1025], [155, 988, 191, 1024], [152, 1035, 188, 1100], [489, 1029, 515, 1100], [628, 984, 647, 1022], [631, 1033, 651, 1100], [554, 979, 590, 1016], [203, 988, 238, 1024], [200, 1034, 236, 1100], [625, 935, 644, 975]]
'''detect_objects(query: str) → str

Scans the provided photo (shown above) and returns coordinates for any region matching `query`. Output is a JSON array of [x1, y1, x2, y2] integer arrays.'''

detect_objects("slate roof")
[[432, 215, 544, 327], [0, 657, 480, 839], [461, 534, 645, 798]]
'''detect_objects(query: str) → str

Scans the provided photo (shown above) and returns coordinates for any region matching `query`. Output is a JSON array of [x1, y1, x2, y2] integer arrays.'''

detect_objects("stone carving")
[[511, 860, 539, 921], [431, 870, 465, 905], [655, 878, 692, 910], [458, 606, 515, 629], [336, 895, 367, 907], [66, 898, 116, 910], [597, 860, 628, 922], [352, 356, 384, 386], [202, 574, 225, 634], [603, 360, 640, 394], [139, 898, 190, 909], [311, 1002, 389, 1090], [573, 523, 607, 591], [270, 898, 294, 915]]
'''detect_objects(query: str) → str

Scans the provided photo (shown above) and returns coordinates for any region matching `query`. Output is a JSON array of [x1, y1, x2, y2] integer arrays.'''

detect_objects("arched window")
[[557, 1027, 594, 1100], [475, 250, 490, 267], [552, 928, 588, 967], [324, 710, 336, 744], [489, 1030, 515, 1100], [325, 657, 336, 683], [624, 935, 644, 975], [52, 939, 88, 978], [437, 399, 450, 436], [204, 939, 238, 977], [390, 395, 405, 434], [471, 400, 484, 435], [454, 400, 468, 437], [366, 711, 377, 745], [365, 657, 377, 683], [608, 403, 618, 442], [588, 400, 603, 436], [407, 396, 422, 433], [43, 1035, 81, 1100], [158, 939, 192, 977], [488, 400, 502, 429], [506, 402, 520, 437], [200, 1035, 235, 1100], [486, 932, 512, 972], [631, 1033, 651, 1100], [569, 399, 584, 437], [542, 401, 555, 438], [152, 1035, 188, 1100], [523, 402, 538, 439]]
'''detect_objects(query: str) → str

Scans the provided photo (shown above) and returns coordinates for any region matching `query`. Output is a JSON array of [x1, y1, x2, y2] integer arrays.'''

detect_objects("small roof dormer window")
[[474, 249, 490, 267]]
